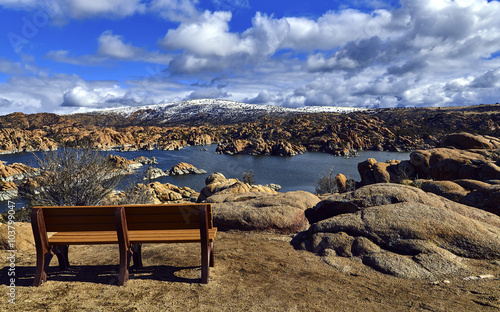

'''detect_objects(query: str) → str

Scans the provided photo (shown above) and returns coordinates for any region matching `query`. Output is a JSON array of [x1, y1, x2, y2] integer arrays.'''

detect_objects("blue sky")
[[0, 0, 500, 114]]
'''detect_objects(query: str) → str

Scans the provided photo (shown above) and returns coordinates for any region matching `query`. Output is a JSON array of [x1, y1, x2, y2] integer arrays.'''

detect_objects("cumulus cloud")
[[3, 0, 500, 114], [161, 11, 254, 57], [46, 31, 172, 65], [97, 31, 144, 59]]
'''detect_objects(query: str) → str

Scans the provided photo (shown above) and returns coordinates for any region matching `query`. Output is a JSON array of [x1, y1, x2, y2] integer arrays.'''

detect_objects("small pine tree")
[[315, 166, 338, 194], [242, 169, 255, 185]]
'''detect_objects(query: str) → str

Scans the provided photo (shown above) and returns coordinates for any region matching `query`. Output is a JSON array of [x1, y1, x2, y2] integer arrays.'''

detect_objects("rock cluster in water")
[[144, 162, 207, 180], [197, 172, 278, 202]]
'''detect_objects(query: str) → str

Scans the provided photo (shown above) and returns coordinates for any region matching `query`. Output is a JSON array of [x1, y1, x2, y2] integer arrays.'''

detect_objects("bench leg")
[[201, 242, 209, 284], [118, 246, 132, 286], [33, 249, 54, 286], [209, 242, 214, 268], [131, 244, 143, 269], [53, 245, 70, 270]]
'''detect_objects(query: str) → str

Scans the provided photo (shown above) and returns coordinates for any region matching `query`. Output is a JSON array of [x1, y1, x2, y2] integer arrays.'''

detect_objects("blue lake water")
[[0, 145, 410, 212]]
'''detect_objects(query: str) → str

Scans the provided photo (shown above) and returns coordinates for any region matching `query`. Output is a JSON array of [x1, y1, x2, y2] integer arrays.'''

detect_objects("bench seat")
[[48, 229, 217, 245]]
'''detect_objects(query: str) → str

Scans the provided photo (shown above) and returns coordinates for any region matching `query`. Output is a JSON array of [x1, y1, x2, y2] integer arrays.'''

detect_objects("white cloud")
[[46, 31, 172, 65], [161, 11, 255, 57], [0, 0, 147, 20], [97, 31, 144, 59], [150, 0, 200, 22], [0, 58, 24, 74]]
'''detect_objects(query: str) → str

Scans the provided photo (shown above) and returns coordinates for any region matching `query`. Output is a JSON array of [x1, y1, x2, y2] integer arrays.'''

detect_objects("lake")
[[0, 145, 410, 212]]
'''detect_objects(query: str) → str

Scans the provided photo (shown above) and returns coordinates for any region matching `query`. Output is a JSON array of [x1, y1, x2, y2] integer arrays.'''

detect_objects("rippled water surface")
[[0, 145, 410, 212]]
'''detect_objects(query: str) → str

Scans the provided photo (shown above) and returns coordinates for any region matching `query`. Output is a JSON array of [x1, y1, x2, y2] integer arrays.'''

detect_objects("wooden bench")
[[31, 204, 217, 286]]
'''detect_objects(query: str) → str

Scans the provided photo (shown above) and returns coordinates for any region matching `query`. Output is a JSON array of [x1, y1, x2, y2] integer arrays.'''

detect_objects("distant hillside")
[[69, 99, 364, 127]]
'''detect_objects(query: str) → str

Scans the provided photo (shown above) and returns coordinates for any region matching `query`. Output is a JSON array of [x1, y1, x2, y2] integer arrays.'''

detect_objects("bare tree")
[[25, 148, 123, 207]]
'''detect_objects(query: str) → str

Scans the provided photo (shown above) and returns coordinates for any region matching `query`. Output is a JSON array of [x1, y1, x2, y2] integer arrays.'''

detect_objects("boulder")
[[107, 155, 142, 171], [207, 191, 321, 233], [0, 181, 18, 201], [144, 166, 168, 180], [166, 162, 206, 176], [0, 161, 38, 182], [440, 132, 498, 150], [132, 156, 158, 165], [148, 182, 198, 202], [419, 180, 468, 201], [335, 173, 347, 193], [158, 140, 186, 151], [294, 183, 500, 279], [198, 172, 277, 202]]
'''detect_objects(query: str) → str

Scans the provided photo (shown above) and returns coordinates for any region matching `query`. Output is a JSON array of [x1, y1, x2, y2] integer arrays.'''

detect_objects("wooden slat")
[[126, 222, 201, 231], [126, 213, 199, 223], [44, 215, 115, 225], [49, 231, 118, 245], [41, 207, 116, 216], [125, 206, 200, 215], [129, 228, 217, 244], [45, 223, 119, 232]]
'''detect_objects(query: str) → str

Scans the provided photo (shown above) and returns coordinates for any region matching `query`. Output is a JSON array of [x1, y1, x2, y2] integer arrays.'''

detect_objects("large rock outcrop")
[[166, 162, 207, 176], [207, 191, 320, 233], [216, 139, 306, 156], [440, 132, 500, 150], [293, 183, 500, 279], [148, 182, 198, 202], [0, 161, 37, 182], [0, 181, 17, 201], [107, 155, 142, 172], [357, 133, 500, 187]]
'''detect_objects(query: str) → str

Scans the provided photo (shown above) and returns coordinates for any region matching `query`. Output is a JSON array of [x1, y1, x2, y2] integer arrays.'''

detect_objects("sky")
[[0, 0, 500, 115]]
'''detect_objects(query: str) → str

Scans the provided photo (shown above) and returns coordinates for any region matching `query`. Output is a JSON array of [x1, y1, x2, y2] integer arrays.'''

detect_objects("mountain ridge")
[[72, 99, 365, 126]]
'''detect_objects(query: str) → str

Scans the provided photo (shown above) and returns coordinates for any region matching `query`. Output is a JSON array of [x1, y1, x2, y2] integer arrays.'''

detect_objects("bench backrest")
[[33, 206, 119, 232], [123, 204, 214, 231], [32, 203, 214, 232]]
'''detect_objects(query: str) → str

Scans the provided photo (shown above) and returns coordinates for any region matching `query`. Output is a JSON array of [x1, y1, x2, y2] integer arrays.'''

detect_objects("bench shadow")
[[0, 265, 202, 286]]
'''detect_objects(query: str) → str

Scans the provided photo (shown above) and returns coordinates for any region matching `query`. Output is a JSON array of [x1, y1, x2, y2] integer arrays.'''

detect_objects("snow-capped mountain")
[[84, 99, 364, 125]]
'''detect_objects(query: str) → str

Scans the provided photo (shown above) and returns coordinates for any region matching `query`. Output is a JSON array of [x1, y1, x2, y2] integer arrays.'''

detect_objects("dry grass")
[[1, 227, 500, 311]]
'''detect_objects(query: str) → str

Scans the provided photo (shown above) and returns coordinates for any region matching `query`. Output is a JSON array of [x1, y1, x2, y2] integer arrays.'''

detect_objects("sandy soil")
[[1, 229, 500, 312]]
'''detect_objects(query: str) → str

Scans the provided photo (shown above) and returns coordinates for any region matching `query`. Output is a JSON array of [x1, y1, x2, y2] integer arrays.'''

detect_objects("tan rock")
[[295, 183, 500, 278], [207, 191, 320, 233], [441, 132, 495, 149]]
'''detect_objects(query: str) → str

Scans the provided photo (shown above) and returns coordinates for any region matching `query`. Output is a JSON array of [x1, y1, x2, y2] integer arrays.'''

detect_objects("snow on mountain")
[[86, 99, 364, 125]]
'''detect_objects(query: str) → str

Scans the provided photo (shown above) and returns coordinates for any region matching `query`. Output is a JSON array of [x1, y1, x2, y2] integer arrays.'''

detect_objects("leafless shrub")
[[23, 148, 123, 207]]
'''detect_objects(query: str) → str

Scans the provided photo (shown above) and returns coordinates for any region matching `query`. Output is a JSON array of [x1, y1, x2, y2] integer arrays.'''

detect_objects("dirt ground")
[[1, 229, 499, 312]]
